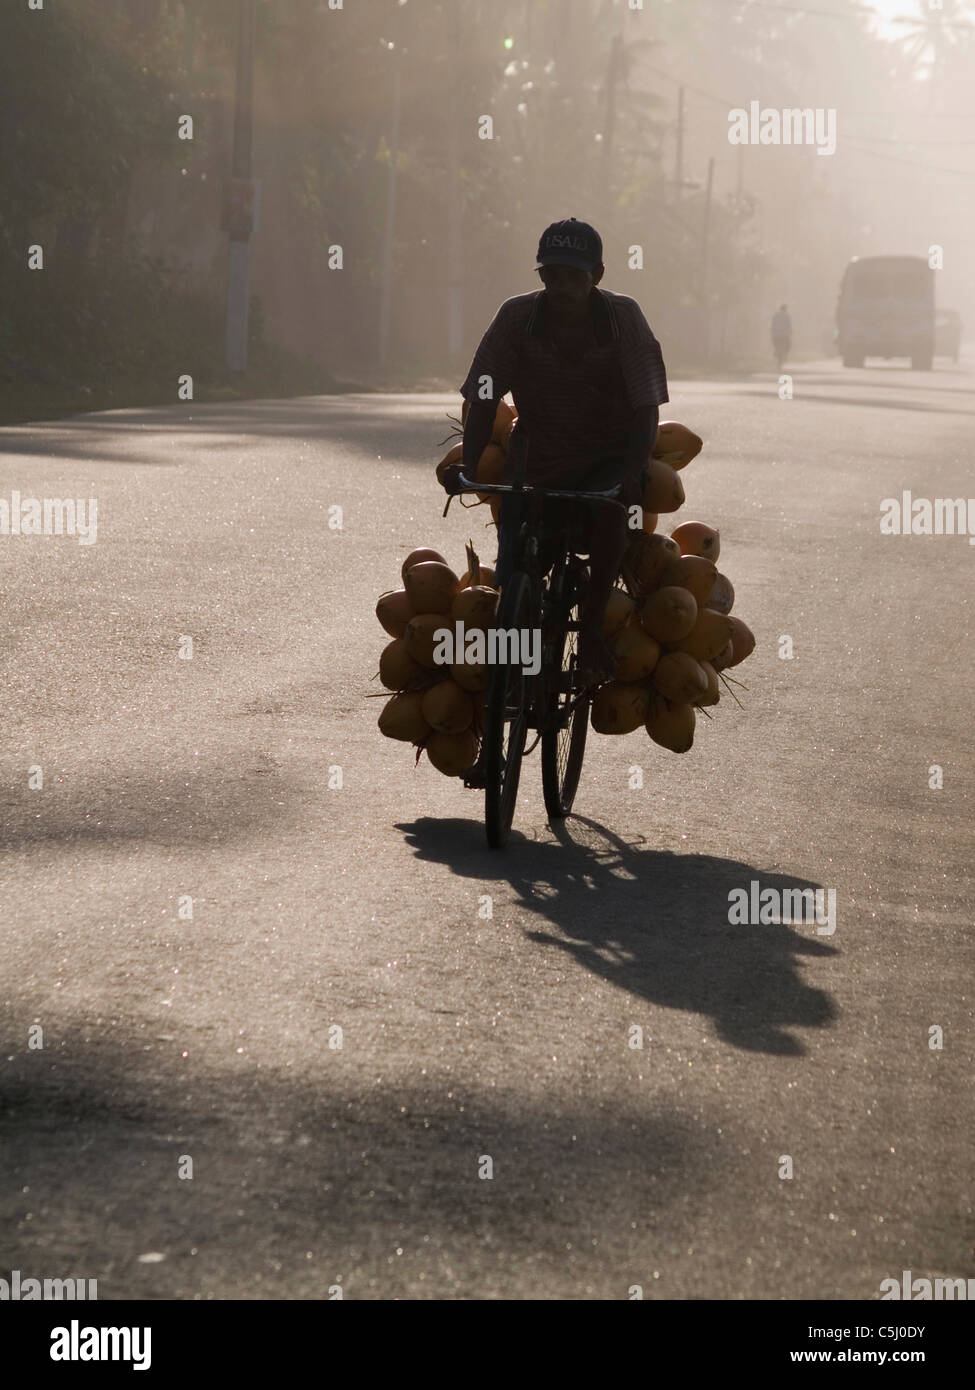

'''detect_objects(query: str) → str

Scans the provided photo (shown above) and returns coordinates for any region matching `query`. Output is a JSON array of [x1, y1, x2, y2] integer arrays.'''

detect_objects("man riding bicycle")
[[444, 217, 670, 687]]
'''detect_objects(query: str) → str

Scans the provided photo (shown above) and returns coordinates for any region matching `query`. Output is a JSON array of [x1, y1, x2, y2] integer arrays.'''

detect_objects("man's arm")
[[623, 402, 659, 489], [616, 298, 668, 490], [450, 297, 521, 491], [462, 397, 497, 481]]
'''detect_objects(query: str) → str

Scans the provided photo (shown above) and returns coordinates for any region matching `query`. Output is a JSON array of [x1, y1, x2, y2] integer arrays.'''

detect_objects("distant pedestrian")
[[771, 304, 792, 370]]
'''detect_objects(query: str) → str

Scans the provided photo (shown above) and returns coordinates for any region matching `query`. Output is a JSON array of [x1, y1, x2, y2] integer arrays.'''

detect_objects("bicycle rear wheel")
[[541, 553, 590, 819], [484, 569, 531, 849]]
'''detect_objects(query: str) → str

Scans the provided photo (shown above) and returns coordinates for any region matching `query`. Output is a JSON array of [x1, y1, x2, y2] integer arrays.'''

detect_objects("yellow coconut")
[[670, 520, 720, 562], [671, 609, 734, 664], [404, 560, 459, 615], [727, 616, 756, 666], [403, 612, 450, 668], [376, 588, 415, 639], [401, 547, 448, 581], [461, 397, 516, 448], [591, 681, 652, 735], [451, 661, 489, 693], [451, 584, 498, 629], [458, 561, 497, 590], [705, 572, 735, 615], [712, 639, 735, 671], [491, 400, 516, 448], [652, 651, 709, 705], [659, 554, 718, 606], [646, 695, 696, 752], [378, 690, 430, 743], [639, 585, 698, 644], [603, 587, 636, 639], [379, 638, 427, 691], [609, 624, 661, 682], [426, 728, 479, 776], [421, 679, 474, 734], [697, 661, 720, 707], [622, 531, 680, 594], [476, 443, 507, 502], [652, 421, 704, 470], [642, 459, 685, 513]]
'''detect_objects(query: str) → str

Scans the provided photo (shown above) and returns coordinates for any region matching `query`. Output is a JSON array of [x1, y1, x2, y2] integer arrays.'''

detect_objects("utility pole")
[[675, 86, 685, 203], [603, 33, 623, 199], [378, 45, 403, 373], [446, 5, 463, 366], [700, 155, 714, 362], [225, 0, 256, 373]]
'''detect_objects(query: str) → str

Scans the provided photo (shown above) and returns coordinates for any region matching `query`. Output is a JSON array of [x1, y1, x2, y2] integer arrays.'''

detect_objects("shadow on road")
[[0, 397, 456, 468], [0, 753, 305, 850], [736, 389, 975, 416], [0, 1021, 731, 1299], [3, 376, 971, 470], [397, 813, 838, 1057]]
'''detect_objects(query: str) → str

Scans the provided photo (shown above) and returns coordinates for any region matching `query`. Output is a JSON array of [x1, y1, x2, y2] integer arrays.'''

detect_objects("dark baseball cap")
[[535, 217, 603, 272]]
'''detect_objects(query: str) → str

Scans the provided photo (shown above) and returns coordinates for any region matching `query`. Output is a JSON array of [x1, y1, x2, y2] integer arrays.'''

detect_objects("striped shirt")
[[460, 287, 669, 487]]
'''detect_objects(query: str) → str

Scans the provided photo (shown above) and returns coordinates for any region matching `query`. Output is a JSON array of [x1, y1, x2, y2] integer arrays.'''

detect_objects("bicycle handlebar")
[[455, 471, 624, 505]]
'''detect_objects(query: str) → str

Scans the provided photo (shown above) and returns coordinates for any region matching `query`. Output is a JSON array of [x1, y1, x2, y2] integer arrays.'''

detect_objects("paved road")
[[1, 359, 972, 1300]]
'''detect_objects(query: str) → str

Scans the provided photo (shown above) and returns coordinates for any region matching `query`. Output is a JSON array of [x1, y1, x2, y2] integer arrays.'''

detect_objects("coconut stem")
[[718, 672, 746, 709], [465, 540, 481, 587], [438, 412, 464, 447]]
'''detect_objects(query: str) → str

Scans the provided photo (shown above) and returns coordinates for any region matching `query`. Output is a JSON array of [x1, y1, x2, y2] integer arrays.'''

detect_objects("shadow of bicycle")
[[397, 812, 838, 1057]]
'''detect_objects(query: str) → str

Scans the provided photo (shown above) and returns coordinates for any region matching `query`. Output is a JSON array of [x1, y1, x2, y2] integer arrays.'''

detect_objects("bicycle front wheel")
[[541, 554, 590, 819], [484, 569, 531, 849]]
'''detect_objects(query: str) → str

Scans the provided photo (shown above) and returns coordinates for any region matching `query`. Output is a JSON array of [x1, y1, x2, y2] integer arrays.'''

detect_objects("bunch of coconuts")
[[374, 544, 499, 776], [435, 399, 516, 526], [591, 426, 755, 753], [391, 417, 754, 765], [434, 406, 706, 538]]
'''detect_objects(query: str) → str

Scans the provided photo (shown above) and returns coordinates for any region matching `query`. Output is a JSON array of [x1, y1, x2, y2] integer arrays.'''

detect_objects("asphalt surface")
[[0, 359, 972, 1300]]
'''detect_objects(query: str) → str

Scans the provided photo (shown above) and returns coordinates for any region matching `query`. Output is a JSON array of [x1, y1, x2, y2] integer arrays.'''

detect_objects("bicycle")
[[450, 463, 626, 849]]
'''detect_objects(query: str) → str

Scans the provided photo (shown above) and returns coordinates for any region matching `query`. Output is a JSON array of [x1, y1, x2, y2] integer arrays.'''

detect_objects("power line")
[[643, 62, 975, 128], [842, 135, 975, 176], [843, 110, 975, 117], [642, 62, 735, 110], [693, 0, 975, 25], [641, 61, 975, 175], [885, 15, 975, 29], [695, 0, 872, 18], [846, 133, 975, 144]]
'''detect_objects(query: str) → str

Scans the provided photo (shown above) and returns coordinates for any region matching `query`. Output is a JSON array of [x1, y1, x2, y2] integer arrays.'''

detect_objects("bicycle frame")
[[453, 464, 626, 845]]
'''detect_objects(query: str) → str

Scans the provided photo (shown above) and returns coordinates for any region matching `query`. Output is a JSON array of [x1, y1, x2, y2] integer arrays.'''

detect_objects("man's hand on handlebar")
[[439, 462, 467, 495]]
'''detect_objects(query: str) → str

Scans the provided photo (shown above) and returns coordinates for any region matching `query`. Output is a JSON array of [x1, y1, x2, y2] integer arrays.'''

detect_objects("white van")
[[836, 256, 935, 370]]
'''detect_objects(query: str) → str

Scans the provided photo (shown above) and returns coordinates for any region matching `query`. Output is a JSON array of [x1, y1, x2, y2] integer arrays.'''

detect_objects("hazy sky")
[[865, 0, 975, 39], [867, 0, 922, 38]]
